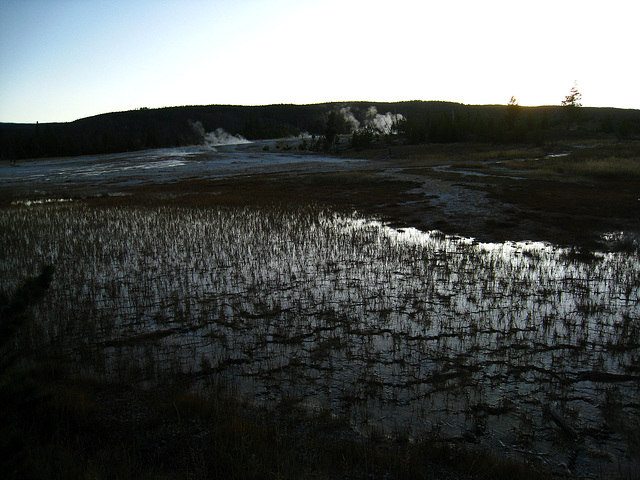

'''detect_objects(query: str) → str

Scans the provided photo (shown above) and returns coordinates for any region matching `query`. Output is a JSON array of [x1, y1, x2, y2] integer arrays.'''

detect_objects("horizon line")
[[2, 100, 639, 125]]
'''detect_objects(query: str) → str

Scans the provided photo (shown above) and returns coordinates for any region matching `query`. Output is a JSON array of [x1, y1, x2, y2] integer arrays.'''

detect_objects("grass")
[[2, 146, 640, 478], [505, 142, 640, 179], [344, 139, 640, 180], [338, 142, 546, 164], [547, 155, 640, 178], [0, 218, 573, 480], [7, 365, 556, 480]]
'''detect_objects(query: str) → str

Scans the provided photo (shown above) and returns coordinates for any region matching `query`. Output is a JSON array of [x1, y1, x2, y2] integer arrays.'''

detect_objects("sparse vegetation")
[[1, 194, 639, 478], [503, 143, 640, 179], [552, 154, 640, 178]]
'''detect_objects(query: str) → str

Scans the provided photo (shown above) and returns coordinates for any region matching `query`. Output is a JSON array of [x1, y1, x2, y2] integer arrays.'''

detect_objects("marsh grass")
[[1, 198, 639, 478], [341, 143, 546, 165], [552, 155, 640, 178], [506, 143, 640, 179], [6, 367, 558, 480], [389, 141, 640, 182]]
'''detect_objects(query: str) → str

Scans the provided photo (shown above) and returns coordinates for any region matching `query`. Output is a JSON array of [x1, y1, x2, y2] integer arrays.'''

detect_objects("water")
[[1, 202, 639, 478], [1, 146, 639, 478]]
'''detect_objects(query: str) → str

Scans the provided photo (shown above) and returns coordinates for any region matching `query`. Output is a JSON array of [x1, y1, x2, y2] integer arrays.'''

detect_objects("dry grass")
[[508, 142, 640, 179], [552, 155, 640, 178]]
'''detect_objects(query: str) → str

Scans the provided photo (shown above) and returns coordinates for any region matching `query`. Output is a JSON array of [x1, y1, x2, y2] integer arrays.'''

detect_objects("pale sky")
[[1, 0, 639, 123]]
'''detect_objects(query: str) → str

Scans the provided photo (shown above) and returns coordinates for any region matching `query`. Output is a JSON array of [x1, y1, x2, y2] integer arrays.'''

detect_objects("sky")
[[1, 0, 639, 123]]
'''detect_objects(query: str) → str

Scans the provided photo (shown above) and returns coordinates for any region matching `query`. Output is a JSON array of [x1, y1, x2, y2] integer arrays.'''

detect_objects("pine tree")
[[562, 81, 582, 108]]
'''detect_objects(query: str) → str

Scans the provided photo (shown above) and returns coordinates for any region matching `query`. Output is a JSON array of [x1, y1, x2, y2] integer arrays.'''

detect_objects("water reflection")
[[1, 203, 638, 478]]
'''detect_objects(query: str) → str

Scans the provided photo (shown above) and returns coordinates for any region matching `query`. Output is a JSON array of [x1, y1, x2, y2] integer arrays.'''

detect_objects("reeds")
[[1, 198, 639, 477]]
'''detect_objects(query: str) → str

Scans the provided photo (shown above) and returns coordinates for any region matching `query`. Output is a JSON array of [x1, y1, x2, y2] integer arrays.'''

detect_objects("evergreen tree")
[[323, 111, 338, 151], [562, 81, 583, 129], [562, 81, 582, 108]]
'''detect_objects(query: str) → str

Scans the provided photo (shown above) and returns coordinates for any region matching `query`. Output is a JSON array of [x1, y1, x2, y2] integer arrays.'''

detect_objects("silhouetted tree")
[[350, 127, 375, 150], [506, 96, 521, 135], [562, 81, 582, 107], [323, 111, 338, 151], [562, 81, 583, 130]]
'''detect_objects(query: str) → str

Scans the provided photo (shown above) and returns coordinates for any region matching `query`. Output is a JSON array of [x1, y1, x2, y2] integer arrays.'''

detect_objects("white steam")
[[337, 106, 404, 134], [364, 106, 404, 135], [205, 128, 251, 146], [339, 107, 361, 132], [191, 120, 206, 138], [191, 121, 251, 148]]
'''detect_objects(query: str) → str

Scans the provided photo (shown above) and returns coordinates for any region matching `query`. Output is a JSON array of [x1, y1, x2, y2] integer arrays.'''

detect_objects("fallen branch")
[[549, 407, 579, 439]]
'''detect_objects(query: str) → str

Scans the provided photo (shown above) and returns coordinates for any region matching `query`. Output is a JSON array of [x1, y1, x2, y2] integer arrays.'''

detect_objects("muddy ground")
[[343, 142, 640, 250], [3, 140, 638, 253], [114, 140, 640, 252]]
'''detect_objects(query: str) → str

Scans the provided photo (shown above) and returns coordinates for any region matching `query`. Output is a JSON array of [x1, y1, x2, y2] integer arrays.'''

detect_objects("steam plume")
[[191, 121, 251, 147], [339, 107, 360, 132], [205, 128, 251, 146], [364, 106, 404, 135]]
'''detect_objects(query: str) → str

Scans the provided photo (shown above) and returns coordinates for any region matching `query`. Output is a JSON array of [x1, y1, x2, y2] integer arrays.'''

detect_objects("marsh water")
[[1, 144, 639, 478]]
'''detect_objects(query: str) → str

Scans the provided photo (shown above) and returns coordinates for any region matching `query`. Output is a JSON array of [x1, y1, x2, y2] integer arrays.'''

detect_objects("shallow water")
[[0, 143, 362, 192], [1, 199, 639, 478]]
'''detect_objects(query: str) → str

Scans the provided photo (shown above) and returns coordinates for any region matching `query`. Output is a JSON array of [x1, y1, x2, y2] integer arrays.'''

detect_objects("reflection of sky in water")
[[1, 204, 639, 478]]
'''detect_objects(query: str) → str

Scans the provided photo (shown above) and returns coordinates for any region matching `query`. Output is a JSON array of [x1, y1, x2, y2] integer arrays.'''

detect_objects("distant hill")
[[2, 101, 639, 160]]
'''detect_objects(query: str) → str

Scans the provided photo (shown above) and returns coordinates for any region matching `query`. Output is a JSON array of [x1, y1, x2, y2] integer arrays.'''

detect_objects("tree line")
[[2, 101, 639, 160]]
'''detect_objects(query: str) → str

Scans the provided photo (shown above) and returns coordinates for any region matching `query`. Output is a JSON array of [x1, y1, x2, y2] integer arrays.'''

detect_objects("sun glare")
[[0, 0, 639, 122]]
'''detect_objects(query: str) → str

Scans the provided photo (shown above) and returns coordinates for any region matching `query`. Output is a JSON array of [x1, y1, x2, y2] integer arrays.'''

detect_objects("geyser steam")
[[191, 121, 252, 147], [337, 106, 405, 134], [339, 107, 361, 131], [205, 128, 252, 147], [364, 106, 404, 135]]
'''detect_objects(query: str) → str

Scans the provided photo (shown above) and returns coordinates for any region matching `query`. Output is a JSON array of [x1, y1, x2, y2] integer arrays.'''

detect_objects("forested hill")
[[2, 101, 640, 160]]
